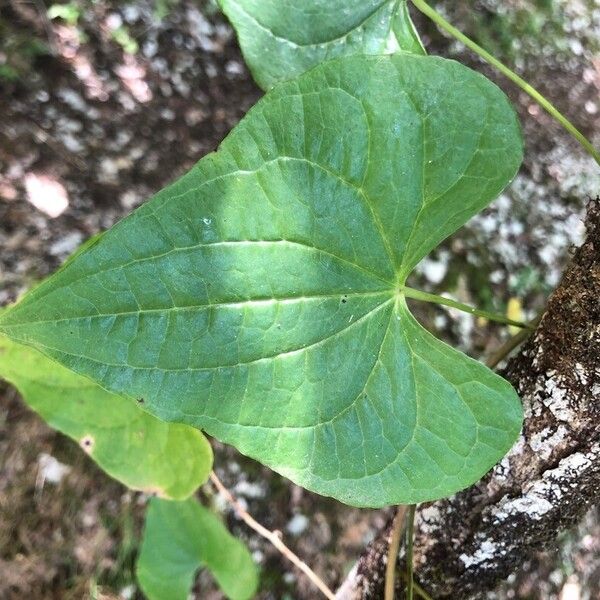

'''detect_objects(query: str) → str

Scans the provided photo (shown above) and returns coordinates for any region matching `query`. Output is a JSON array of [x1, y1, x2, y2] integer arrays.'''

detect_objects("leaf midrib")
[[0, 290, 393, 328], [0, 150, 400, 327], [8, 297, 396, 372]]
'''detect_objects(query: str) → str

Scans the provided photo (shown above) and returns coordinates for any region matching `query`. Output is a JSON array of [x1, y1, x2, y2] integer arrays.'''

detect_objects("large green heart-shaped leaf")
[[219, 0, 425, 89], [136, 497, 258, 600], [0, 333, 212, 499], [0, 54, 523, 506]]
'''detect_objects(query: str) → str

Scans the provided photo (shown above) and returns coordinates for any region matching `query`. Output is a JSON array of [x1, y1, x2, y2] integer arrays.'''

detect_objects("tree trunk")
[[337, 199, 600, 599]]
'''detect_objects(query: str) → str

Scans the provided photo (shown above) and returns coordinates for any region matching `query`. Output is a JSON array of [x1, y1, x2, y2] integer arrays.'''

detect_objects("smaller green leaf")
[[0, 333, 212, 499], [137, 497, 259, 600], [219, 0, 426, 90]]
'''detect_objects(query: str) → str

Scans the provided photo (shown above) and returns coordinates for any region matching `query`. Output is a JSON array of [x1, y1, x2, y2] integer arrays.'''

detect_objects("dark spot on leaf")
[[80, 435, 94, 453], [137, 397, 145, 403]]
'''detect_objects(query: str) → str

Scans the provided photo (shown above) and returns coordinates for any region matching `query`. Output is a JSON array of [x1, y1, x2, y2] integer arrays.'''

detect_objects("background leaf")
[[392, 0, 427, 55], [219, 0, 426, 89], [0, 54, 523, 506], [136, 497, 259, 600], [0, 333, 213, 499]]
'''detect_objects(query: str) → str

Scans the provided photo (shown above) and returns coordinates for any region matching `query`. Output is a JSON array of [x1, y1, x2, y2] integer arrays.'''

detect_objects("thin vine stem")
[[410, 0, 600, 167], [486, 312, 543, 368], [384, 505, 410, 600], [399, 573, 435, 600], [405, 505, 417, 600], [402, 286, 530, 329], [209, 472, 336, 600]]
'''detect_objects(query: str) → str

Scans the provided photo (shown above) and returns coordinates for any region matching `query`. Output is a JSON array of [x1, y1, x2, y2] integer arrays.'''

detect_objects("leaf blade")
[[136, 497, 259, 600], [0, 54, 523, 506]]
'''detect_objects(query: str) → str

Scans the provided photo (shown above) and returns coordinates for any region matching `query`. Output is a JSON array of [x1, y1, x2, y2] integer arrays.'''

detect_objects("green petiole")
[[402, 286, 531, 329]]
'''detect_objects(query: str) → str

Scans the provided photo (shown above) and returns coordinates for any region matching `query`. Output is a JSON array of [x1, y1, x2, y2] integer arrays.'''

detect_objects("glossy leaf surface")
[[0, 333, 212, 499], [0, 54, 523, 506], [136, 497, 258, 600], [219, 0, 425, 89]]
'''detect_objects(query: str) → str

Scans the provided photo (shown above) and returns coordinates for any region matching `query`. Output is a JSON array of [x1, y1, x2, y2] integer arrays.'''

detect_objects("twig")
[[405, 505, 417, 600], [209, 471, 336, 600], [486, 313, 543, 368], [384, 505, 409, 600]]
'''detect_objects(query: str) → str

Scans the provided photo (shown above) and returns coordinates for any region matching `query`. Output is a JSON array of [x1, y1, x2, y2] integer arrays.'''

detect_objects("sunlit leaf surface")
[[0, 54, 523, 506]]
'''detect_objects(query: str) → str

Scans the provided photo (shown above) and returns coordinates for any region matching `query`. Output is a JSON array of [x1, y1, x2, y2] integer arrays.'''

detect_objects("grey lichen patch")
[[485, 443, 600, 568], [459, 538, 503, 569], [528, 424, 570, 461]]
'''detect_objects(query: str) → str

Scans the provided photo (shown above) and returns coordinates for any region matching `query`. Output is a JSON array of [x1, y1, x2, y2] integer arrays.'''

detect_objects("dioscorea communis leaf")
[[0, 54, 523, 506]]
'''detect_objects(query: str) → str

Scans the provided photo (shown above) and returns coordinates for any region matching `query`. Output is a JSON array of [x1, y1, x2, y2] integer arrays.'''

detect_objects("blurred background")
[[0, 1, 598, 598]]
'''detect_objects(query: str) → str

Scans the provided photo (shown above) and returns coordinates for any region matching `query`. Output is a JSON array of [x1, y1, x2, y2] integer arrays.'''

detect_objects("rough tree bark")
[[336, 200, 600, 599]]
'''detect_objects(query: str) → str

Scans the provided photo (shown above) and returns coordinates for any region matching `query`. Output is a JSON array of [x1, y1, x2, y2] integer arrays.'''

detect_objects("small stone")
[[37, 453, 71, 484], [286, 513, 309, 536], [24, 172, 69, 218]]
